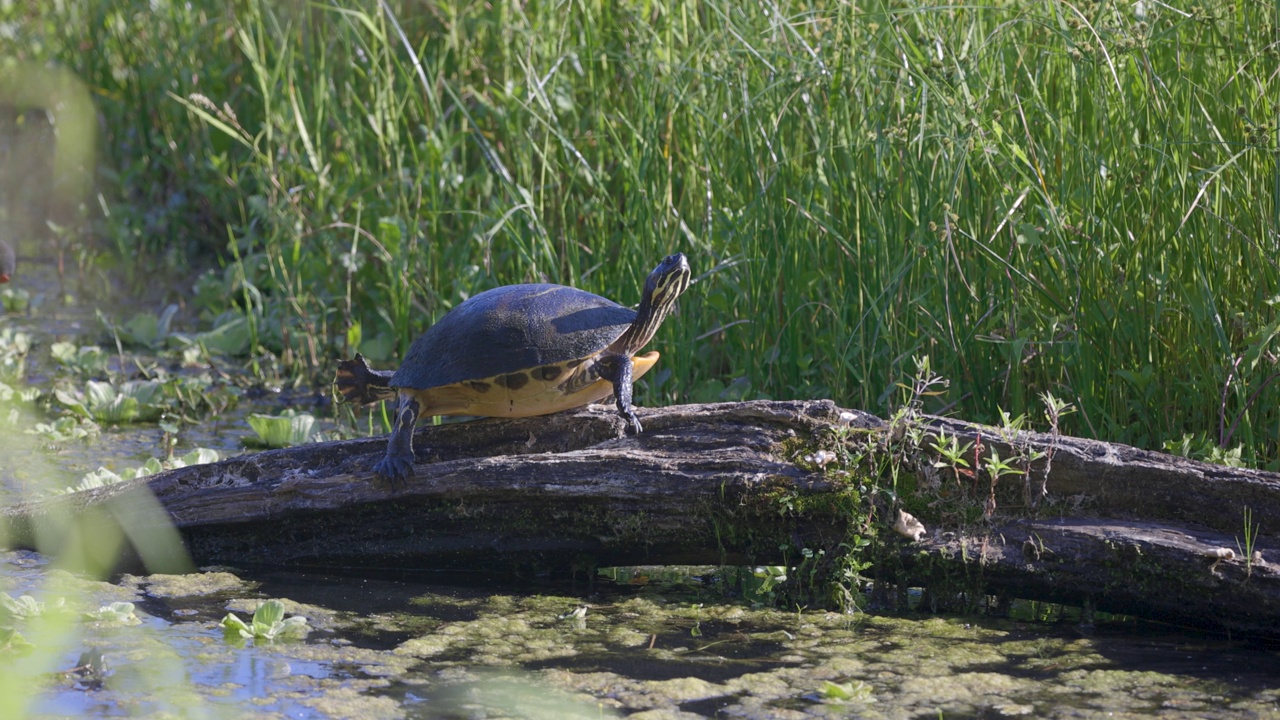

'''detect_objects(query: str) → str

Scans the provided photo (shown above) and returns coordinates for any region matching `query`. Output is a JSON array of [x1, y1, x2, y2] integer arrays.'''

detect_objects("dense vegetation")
[[4, 0, 1278, 467]]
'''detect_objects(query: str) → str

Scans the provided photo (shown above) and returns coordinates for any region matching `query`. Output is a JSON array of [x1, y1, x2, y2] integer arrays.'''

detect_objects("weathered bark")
[[2, 401, 862, 573], [899, 517, 1280, 637], [895, 415, 1280, 638], [920, 414, 1280, 535], [2, 400, 1278, 637]]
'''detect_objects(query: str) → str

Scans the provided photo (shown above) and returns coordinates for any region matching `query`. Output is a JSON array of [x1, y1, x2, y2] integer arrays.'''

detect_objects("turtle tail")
[[334, 353, 398, 405]]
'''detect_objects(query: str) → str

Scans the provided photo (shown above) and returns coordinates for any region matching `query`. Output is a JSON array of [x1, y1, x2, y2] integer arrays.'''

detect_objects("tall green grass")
[[7, 0, 1280, 466]]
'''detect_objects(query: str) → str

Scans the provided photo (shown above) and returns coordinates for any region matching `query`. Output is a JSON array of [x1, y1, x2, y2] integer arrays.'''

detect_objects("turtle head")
[[612, 253, 691, 354], [643, 253, 691, 314]]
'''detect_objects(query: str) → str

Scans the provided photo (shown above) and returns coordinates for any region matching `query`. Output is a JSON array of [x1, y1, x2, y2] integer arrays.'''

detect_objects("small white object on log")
[[893, 509, 927, 541]]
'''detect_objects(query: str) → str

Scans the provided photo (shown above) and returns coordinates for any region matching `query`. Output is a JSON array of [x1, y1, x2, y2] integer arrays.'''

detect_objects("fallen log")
[[3, 401, 862, 573], [900, 517, 1280, 637], [2, 400, 1278, 638]]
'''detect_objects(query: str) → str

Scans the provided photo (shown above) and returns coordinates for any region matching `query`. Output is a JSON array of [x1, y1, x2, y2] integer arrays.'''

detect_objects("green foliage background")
[[4, 0, 1279, 465]]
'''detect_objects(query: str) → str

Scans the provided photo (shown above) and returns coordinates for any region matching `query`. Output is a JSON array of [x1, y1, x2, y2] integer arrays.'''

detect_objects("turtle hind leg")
[[335, 353, 398, 405], [373, 394, 420, 488], [597, 354, 643, 434]]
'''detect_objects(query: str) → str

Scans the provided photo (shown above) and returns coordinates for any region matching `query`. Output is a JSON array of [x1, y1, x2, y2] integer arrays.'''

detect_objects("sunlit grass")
[[4, 0, 1278, 466]]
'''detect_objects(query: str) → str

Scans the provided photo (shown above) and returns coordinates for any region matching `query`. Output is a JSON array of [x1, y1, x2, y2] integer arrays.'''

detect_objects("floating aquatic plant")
[[56, 448, 220, 495], [0, 328, 31, 383], [55, 379, 166, 423], [0, 381, 38, 406], [191, 316, 252, 357], [751, 566, 788, 599], [818, 679, 875, 703], [0, 287, 28, 313], [50, 342, 110, 377], [0, 593, 42, 622], [0, 627, 32, 653], [246, 409, 316, 448], [68, 463, 163, 493], [85, 602, 139, 626], [170, 448, 220, 467], [219, 599, 309, 643], [27, 415, 99, 442], [99, 304, 180, 349], [163, 373, 242, 417], [0, 593, 68, 623]]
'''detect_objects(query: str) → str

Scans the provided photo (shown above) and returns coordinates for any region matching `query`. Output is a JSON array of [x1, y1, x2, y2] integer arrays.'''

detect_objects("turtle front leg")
[[373, 392, 420, 487], [597, 354, 643, 433]]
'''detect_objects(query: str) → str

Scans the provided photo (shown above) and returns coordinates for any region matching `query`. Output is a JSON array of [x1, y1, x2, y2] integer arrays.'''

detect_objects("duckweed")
[[3, 557, 1278, 718], [129, 571, 250, 598]]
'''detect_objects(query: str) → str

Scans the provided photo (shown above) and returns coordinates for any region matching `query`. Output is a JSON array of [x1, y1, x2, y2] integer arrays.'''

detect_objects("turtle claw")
[[372, 453, 415, 489], [624, 411, 644, 434]]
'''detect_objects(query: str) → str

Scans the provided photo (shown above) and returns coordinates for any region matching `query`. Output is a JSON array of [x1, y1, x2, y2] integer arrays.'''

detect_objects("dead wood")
[[2, 401, 863, 573], [2, 400, 1278, 638]]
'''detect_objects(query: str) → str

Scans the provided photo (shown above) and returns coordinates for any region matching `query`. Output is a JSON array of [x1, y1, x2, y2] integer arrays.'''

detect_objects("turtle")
[[0, 239, 13, 283], [335, 252, 691, 485]]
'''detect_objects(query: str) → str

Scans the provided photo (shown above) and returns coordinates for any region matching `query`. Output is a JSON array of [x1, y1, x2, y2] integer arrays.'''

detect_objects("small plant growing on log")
[[779, 354, 1094, 611], [1162, 432, 1245, 468], [884, 356, 949, 488], [996, 408, 1029, 433], [981, 448, 1024, 519], [929, 428, 973, 487], [789, 355, 953, 610], [1237, 507, 1260, 578], [1037, 391, 1076, 501]]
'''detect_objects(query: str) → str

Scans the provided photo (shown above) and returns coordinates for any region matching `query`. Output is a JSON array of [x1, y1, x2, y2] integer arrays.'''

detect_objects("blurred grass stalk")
[[0, 425, 194, 717], [3, 0, 1278, 465]]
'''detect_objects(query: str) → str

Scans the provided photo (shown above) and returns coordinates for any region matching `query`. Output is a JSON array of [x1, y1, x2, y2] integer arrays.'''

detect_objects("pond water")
[[4, 552, 1279, 719], [2, 258, 1280, 719]]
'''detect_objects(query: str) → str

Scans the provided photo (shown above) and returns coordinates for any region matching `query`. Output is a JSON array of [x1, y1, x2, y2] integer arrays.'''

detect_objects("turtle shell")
[[390, 283, 637, 391]]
